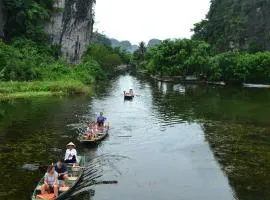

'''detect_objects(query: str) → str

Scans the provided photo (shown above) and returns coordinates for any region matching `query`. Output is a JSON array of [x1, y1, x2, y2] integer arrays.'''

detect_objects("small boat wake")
[[58, 154, 128, 200]]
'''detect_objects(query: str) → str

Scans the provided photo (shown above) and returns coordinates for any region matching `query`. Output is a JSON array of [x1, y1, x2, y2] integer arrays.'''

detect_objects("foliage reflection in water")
[[0, 73, 269, 200]]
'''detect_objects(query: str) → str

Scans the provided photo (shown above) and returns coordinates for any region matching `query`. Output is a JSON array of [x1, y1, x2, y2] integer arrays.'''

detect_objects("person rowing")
[[97, 112, 106, 127], [64, 142, 77, 164], [129, 89, 134, 96]]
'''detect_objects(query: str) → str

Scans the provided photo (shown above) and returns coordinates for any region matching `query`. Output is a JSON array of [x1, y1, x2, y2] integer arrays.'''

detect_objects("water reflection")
[[0, 73, 269, 200], [137, 73, 270, 199]]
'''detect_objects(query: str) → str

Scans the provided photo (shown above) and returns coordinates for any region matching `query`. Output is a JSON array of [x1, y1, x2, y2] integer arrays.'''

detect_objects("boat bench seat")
[[68, 176, 78, 181]]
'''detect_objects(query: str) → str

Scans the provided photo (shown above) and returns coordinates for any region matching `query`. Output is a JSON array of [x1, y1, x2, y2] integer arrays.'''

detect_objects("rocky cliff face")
[[193, 0, 270, 52], [46, 0, 95, 63]]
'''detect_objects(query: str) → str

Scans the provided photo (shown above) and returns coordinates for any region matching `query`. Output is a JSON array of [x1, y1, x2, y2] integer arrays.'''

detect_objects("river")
[[0, 72, 269, 200]]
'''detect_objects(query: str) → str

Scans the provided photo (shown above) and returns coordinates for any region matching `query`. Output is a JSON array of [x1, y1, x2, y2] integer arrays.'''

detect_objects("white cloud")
[[94, 0, 210, 45]]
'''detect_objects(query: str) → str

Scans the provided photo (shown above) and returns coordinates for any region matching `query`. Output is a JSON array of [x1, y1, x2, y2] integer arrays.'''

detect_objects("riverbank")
[[138, 71, 227, 85], [139, 71, 270, 88], [0, 80, 91, 100]]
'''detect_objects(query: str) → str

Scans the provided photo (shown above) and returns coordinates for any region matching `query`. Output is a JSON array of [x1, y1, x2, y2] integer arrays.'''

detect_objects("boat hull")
[[32, 155, 85, 200], [124, 95, 134, 100], [79, 127, 109, 144]]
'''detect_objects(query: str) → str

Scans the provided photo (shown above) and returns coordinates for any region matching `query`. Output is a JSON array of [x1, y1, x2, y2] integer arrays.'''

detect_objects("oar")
[[70, 180, 118, 197]]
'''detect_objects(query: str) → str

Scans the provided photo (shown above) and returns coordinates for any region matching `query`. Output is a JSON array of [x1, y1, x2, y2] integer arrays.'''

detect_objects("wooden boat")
[[124, 89, 134, 100], [124, 94, 134, 100], [32, 155, 85, 200], [79, 124, 109, 144], [243, 83, 270, 88]]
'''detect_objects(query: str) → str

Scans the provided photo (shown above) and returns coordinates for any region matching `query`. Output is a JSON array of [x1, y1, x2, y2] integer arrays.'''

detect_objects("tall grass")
[[0, 80, 92, 99]]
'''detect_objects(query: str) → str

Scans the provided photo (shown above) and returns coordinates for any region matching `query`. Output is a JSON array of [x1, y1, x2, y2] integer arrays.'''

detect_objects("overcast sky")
[[95, 0, 210, 45]]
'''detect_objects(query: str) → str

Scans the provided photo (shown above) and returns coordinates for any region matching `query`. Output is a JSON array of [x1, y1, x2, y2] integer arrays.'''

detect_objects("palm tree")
[[134, 41, 147, 62]]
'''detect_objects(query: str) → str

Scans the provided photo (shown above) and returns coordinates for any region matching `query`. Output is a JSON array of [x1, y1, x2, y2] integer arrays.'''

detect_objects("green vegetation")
[[0, 0, 132, 99], [133, 0, 270, 85], [0, 38, 127, 99], [0, 80, 91, 99], [192, 0, 270, 53], [4, 0, 55, 42], [135, 39, 270, 85]]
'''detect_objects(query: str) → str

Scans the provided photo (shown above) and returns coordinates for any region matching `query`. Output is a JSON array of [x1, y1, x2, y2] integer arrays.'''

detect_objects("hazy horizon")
[[95, 0, 211, 45]]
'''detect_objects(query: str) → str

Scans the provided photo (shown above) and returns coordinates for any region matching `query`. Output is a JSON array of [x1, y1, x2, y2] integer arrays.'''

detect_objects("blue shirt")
[[97, 116, 106, 123], [55, 164, 67, 174]]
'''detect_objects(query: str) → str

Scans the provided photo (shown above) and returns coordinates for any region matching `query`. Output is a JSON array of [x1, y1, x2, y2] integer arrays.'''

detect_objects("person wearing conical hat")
[[64, 142, 77, 164]]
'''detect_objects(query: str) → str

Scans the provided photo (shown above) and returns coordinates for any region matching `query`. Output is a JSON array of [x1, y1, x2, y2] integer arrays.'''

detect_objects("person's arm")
[[54, 173, 58, 185], [59, 166, 68, 175], [64, 149, 69, 160], [44, 173, 48, 186], [62, 165, 68, 175], [73, 149, 77, 157]]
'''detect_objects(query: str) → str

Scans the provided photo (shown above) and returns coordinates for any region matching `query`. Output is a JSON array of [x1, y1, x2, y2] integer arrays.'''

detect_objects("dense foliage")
[[192, 0, 270, 53], [135, 39, 270, 84], [0, 38, 128, 82], [4, 0, 54, 42]]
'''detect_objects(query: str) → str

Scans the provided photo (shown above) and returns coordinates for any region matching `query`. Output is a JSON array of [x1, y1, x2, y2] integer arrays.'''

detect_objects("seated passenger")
[[64, 142, 77, 164], [40, 166, 58, 197], [54, 159, 68, 185]]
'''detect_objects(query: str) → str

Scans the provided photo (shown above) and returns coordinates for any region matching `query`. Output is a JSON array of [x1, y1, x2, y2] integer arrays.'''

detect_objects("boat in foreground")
[[78, 124, 109, 144], [32, 155, 85, 200]]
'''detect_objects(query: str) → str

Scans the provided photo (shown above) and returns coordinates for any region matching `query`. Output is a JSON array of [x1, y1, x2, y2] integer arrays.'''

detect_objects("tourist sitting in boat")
[[83, 130, 92, 140], [64, 142, 77, 164], [40, 166, 58, 197], [97, 112, 106, 127], [54, 159, 68, 185], [124, 89, 134, 96], [83, 122, 99, 140]]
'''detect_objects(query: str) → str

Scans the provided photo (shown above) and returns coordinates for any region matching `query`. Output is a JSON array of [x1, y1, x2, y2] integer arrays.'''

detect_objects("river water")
[[0, 72, 269, 200]]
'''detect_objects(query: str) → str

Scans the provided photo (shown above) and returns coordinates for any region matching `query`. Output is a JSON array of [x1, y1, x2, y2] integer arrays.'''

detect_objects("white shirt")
[[64, 148, 77, 160]]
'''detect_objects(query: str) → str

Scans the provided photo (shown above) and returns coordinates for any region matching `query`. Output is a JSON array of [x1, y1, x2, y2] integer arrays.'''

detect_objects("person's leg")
[[53, 185, 58, 197], [63, 174, 68, 186], [40, 184, 46, 194], [71, 155, 76, 163], [64, 159, 72, 164]]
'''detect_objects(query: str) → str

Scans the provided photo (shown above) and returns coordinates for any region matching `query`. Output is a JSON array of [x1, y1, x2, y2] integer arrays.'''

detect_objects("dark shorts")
[[58, 174, 66, 180], [64, 155, 76, 164], [48, 185, 54, 193]]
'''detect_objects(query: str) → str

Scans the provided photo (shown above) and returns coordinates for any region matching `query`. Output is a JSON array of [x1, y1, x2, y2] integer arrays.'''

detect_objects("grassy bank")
[[0, 37, 129, 100], [0, 80, 91, 100]]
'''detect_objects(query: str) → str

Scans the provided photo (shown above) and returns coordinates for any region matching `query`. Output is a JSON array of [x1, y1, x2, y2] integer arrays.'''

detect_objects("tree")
[[134, 41, 147, 63]]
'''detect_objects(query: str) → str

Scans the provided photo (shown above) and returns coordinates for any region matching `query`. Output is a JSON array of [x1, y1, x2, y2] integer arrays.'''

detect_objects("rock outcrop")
[[46, 0, 95, 63], [147, 39, 162, 48], [110, 38, 138, 52], [193, 0, 270, 52]]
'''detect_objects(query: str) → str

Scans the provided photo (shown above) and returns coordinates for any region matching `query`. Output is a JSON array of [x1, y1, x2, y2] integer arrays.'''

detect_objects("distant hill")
[[110, 38, 138, 52], [91, 32, 112, 46], [147, 39, 162, 47]]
